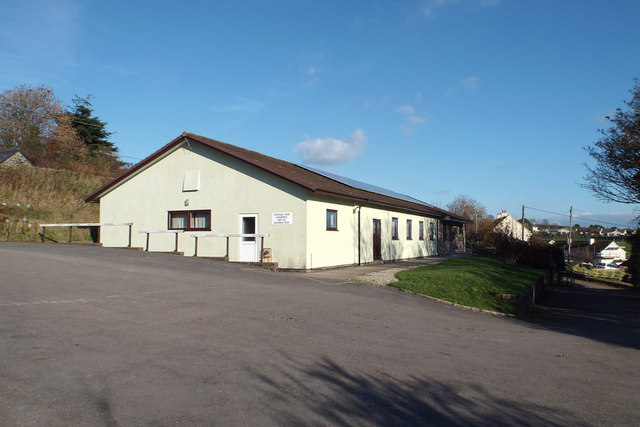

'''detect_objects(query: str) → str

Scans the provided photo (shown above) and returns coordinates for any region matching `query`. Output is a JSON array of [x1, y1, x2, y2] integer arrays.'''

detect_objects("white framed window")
[[326, 209, 338, 231]]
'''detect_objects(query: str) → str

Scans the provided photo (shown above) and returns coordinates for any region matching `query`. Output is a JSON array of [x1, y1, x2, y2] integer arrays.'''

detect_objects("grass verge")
[[0, 166, 110, 242], [391, 257, 544, 314]]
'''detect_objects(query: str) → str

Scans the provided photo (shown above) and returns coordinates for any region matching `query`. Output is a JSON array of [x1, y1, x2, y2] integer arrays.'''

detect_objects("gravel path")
[[352, 263, 437, 286]]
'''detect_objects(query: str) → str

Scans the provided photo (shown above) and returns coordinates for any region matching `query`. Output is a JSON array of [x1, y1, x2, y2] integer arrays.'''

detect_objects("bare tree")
[[584, 79, 640, 205], [446, 194, 488, 221], [0, 85, 86, 167], [447, 195, 491, 245]]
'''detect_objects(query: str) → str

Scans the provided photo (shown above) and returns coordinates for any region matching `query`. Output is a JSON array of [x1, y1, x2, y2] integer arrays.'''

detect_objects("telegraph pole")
[[521, 205, 525, 241], [568, 206, 573, 262]]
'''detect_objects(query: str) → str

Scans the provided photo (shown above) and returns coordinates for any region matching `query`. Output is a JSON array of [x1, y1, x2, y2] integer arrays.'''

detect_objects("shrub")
[[627, 230, 640, 288], [484, 232, 564, 273]]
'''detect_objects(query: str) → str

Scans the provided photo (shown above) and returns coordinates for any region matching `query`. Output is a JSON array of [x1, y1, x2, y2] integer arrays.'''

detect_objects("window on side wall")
[[168, 210, 211, 231], [407, 219, 412, 240], [392, 217, 399, 240], [429, 222, 435, 241], [419, 221, 424, 240], [326, 209, 338, 231]]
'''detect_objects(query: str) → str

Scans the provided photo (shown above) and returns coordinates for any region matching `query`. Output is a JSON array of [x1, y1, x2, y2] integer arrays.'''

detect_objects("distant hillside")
[[0, 166, 111, 242]]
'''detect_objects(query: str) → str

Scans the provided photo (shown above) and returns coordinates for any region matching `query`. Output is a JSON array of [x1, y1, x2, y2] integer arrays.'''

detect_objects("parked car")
[[594, 263, 618, 270]]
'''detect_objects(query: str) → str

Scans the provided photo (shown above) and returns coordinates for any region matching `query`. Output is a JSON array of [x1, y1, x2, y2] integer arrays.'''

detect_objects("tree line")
[[0, 84, 124, 176]]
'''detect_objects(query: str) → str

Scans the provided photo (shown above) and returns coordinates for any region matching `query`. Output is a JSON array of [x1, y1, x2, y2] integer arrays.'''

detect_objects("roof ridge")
[[86, 131, 469, 223]]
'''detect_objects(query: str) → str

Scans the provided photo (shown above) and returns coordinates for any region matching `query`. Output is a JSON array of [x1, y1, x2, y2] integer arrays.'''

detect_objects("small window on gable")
[[392, 217, 399, 240], [407, 219, 413, 240], [419, 221, 424, 240], [326, 209, 338, 231], [183, 169, 200, 192]]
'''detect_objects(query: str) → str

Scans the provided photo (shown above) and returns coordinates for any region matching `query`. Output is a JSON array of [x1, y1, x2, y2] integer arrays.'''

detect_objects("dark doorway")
[[373, 219, 382, 261]]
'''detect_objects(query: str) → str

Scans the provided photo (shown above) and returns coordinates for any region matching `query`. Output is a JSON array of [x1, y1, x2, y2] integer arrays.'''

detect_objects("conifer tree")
[[67, 95, 116, 155]]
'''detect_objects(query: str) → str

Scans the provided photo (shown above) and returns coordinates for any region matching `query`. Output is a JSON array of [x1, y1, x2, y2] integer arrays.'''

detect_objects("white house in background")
[[594, 240, 627, 265], [85, 132, 468, 270], [606, 228, 627, 238], [493, 210, 532, 242], [0, 149, 33, 167]]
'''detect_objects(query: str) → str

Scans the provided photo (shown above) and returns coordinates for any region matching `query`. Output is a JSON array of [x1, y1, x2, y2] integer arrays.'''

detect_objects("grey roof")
[[296, 164, 437, 210], [86, 132, 470, 224], [0, 149, 20, 163]]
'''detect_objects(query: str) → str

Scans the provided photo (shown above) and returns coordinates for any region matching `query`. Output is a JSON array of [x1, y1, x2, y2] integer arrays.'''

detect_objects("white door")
[[239, 214, 258, 262]]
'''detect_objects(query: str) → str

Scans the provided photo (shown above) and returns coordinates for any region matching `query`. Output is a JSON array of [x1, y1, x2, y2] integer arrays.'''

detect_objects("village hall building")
[[85, 132, 468, 270]]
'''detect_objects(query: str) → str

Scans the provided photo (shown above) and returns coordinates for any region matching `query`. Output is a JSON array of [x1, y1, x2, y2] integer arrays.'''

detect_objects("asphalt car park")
[[1, 243, 638, 425]]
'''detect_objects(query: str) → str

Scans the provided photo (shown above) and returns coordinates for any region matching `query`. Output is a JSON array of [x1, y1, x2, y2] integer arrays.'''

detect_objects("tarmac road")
[[0, 242, 638, 425]]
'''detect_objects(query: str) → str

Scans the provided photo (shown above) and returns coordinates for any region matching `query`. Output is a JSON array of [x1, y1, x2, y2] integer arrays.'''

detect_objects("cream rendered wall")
[[99, 142, 309, 268], [305, 197, 358, 269], [306, 195, 439, 269]]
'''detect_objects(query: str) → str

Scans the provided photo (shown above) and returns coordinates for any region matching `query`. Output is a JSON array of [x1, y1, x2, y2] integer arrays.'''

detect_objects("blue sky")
[[2, 0, 640, 227]]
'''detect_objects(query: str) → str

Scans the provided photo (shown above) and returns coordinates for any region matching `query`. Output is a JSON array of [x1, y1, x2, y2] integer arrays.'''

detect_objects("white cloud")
[[213, 97, 263, 113], [396, 103, 430, 136], [446, 76, 480, 97], [395, 104, 416, 115], [362, 95, 389, 111], [295, 129, 367, 166], [422, 0, 502, 18], [459, 76, 479, 90]]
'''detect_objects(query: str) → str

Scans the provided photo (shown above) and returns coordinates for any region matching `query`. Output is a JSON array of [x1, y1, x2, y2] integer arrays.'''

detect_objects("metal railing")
[[39, 222, 133, 246], [138, 230, 184, 252], [191, 233, 271, 261]]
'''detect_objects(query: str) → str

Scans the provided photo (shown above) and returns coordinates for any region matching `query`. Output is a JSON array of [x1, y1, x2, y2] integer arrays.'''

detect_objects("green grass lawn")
[[392, 257, 544, 314]]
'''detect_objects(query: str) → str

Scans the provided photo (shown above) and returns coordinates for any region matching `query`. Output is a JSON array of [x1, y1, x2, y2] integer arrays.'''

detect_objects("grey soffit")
[[296, 164, 435, 209]]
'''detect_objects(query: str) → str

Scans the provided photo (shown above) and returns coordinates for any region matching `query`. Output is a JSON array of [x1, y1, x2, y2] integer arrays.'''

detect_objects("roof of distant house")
[[85, 132, 469, 223], [0, 149, 32, 166]]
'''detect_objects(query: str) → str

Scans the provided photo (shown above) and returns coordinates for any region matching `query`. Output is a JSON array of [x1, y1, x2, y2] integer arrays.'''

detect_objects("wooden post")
[[68, 226, 73, 243], [174, 232, 179, 252], [225, 236, 230, 261], [41, 226, 46, 243], [145, 233, 150, 251], [260, 236, 264, 262], [194, 236, 198, 257], [127, 224, 132, 247]]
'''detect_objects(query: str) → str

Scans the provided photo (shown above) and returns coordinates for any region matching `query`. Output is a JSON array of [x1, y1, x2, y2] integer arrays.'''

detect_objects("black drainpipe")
[[357, 205, 362, 266]]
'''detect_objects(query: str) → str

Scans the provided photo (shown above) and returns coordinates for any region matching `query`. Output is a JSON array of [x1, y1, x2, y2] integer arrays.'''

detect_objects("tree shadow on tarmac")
[[250, 356, 579, 426], [526, 282, 640, 349]]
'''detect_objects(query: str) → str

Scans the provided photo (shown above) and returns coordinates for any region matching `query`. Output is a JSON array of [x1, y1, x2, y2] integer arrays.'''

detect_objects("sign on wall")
[[272, 212, 293, 225]]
